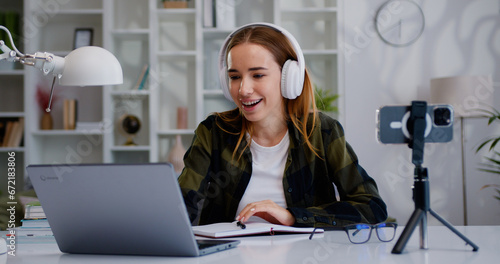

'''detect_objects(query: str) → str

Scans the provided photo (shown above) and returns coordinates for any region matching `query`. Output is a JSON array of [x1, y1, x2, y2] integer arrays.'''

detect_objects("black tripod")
[[391, 101, 479, 254]]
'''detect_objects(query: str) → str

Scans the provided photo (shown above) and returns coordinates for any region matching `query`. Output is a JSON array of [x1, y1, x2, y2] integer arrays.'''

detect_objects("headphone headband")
[[218, 22, 305, 102]]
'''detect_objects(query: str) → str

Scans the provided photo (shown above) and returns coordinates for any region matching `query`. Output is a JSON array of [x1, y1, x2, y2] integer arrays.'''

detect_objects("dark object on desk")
[[388, 101, 478, 254], [236, 221, 246, 229], [26, 163, 240, 257]]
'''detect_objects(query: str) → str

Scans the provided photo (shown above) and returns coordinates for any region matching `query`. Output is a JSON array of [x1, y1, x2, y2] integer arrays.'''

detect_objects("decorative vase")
[[40, 112, 53, 130]]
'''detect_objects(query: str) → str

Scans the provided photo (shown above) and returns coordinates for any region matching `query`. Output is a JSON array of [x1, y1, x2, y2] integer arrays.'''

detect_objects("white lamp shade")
[[430, 75, 494, 117], [59, 46, 123, 86]]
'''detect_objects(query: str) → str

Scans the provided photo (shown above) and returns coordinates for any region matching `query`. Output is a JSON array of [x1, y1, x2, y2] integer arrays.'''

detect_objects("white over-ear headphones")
[[218, 22, 305, 102]]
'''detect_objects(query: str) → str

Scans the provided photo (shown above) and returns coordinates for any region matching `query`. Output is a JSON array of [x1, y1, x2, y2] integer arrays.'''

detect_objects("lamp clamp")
[[0, 40, 17, 62]]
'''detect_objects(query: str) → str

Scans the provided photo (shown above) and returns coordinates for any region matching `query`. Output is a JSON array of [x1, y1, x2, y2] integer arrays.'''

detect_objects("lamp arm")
[[1, 25, 64, 76], [20, 52, 65, 76], [0, 42, 17, 62], [2, 25, 123, 88]]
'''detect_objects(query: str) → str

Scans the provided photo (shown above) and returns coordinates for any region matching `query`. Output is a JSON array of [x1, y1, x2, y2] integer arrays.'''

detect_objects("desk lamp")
[[430, 74, 494, 225], [0, 25, 123, 111]]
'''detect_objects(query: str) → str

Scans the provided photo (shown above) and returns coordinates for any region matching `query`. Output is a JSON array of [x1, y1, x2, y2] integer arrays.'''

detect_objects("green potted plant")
[[314, 85, 339, 114], [0, 11, 20, 70], [476, 107, 500, 201]]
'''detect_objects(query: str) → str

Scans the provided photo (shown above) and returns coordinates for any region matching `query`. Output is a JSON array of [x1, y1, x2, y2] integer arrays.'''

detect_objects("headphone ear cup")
[[219, 66, 233, 102], [281, 59, 303, 99]]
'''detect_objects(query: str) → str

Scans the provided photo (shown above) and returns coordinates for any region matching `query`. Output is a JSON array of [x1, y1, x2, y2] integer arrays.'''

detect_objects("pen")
[[236, 221, 246, 229]]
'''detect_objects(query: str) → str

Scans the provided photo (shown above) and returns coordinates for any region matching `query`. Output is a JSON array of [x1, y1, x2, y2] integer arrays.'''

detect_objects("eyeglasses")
[[344, 222, 398, 243], [309, 222, 398, 244]]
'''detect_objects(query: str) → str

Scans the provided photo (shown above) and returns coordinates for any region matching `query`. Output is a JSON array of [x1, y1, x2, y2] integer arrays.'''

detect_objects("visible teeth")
[[242, 99, 261, 106]]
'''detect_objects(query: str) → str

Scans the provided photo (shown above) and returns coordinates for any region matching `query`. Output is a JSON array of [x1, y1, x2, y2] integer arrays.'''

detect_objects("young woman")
[[178, 23, 387, 228]]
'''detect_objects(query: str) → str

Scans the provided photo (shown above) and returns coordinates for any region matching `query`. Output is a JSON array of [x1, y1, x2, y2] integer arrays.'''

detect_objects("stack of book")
[[15, 203, 53, 241]]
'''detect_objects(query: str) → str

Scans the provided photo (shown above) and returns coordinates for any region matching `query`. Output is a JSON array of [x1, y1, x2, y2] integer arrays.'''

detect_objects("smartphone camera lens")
[[433, 107, 451, 126]]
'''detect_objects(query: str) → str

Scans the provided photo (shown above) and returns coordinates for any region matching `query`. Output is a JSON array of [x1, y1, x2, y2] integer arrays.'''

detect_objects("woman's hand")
[[236, 200, 295, 226]]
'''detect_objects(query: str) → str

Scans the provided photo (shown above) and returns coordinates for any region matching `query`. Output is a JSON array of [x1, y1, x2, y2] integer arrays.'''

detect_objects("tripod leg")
[[420, 210, 428, 249], [428, 209, 479, 251], [392, 208, 425, 254]]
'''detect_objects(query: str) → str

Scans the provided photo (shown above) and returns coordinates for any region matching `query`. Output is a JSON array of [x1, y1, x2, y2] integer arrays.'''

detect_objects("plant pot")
[[163, 1, 188, 8]]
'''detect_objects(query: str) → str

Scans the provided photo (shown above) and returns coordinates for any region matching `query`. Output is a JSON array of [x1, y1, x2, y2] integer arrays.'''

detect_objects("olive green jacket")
[[178, 110, 387, 227]]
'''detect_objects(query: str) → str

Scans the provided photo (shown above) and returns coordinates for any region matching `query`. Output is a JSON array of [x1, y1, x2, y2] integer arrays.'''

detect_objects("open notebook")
[[193, 221, 324, 238]]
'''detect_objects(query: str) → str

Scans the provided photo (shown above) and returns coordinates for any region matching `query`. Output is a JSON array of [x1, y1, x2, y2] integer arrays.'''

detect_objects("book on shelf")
[[1, 120, 14, 147], [203, 0, 215, 28], [0, 119, 6, 145], [10, 117, 24, 147], [132, 64, 149, 90], [192, 221, 323, 238], [0, 117, 24, 147], [63, 99, 78, 130]]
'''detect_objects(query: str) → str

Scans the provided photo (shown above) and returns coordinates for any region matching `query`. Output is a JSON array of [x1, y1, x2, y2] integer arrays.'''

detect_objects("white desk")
[[3, 225, 499, 264]]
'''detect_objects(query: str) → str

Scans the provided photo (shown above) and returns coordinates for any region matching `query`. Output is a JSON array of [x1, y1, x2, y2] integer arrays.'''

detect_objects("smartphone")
[[377, 104, 454, 144]]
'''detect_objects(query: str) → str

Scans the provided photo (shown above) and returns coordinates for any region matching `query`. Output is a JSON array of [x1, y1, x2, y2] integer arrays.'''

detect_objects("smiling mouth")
[[241, 99, 262, 108]]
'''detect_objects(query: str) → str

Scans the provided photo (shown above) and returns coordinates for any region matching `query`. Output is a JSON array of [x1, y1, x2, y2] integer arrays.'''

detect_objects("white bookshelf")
[[0, 0, 26, 194], [11, 0, 342, 189]]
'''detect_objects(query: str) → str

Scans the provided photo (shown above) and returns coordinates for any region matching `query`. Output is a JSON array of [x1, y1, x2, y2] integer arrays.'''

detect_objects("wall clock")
[[375, 0, 425, 47]]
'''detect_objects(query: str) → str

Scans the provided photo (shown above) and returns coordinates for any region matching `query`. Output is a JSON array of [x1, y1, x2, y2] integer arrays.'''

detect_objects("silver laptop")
[[26, 163, 240, 257]]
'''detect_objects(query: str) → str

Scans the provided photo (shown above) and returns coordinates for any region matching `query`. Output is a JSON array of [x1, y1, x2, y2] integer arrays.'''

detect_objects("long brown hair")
[[216, 25, 318, 160]]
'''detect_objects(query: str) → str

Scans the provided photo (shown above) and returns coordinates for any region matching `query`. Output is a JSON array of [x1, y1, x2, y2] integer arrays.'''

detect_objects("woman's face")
[[227, 43, 285, 125]]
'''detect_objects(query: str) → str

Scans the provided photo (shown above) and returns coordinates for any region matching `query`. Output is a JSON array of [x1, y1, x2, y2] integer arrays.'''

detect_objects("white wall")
[[341, 0, 500, 226]]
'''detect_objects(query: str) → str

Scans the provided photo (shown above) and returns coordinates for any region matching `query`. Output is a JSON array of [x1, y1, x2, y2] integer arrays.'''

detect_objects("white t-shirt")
[[236, 131, 289, 222]]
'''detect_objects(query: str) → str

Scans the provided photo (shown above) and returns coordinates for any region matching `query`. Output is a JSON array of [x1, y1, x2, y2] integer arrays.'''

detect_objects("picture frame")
[[73, 28, 93, 49]]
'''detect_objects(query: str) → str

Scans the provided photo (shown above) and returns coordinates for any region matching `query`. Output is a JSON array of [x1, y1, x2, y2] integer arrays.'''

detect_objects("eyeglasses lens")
[[376, 223, 396, 242], [347, 224, 371, 243]]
